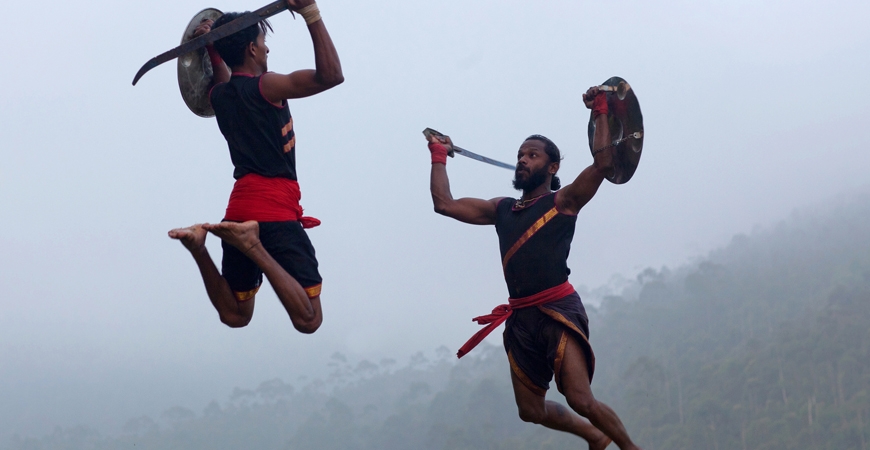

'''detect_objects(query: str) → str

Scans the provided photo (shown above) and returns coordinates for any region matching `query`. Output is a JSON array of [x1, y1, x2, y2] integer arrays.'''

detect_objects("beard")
[[512, 165, 549, 192]]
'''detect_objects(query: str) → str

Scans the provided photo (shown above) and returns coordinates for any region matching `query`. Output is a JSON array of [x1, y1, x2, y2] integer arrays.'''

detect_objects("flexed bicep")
[[426, 134, 502, 225], [260, 70, 333, 100], [259, 9, 343, 103]]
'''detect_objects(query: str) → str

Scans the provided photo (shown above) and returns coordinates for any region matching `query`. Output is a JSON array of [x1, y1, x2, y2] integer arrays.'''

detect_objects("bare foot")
[[168, 224, 207, 253], [202, 221, 261, 254], [589, 436, 612, 450]]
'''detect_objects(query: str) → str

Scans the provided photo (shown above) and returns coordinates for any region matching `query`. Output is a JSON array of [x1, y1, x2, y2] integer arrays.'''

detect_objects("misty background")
[[1, 0, 869, 447]]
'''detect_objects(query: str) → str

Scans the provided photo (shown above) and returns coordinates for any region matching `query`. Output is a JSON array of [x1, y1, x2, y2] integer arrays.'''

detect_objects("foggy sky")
[[1, 0, 868, 440]]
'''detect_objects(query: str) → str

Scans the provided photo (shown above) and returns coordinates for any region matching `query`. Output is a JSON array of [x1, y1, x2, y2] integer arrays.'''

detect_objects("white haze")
[[0, 0, 868, 441]]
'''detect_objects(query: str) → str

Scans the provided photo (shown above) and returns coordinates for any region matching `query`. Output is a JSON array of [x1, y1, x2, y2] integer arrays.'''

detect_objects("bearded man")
[[168, 0, 342, 333], [426, 87, 641, 450]]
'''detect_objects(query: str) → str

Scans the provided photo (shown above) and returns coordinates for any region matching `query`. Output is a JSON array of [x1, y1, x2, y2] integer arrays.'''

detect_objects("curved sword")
[[422, 128, 515, 171], [132, 0, 288, 86]]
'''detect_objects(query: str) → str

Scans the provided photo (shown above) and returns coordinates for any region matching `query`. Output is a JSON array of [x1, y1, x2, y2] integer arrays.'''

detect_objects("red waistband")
[[456, 281, 575, 358], [224, 173, 320, 228]]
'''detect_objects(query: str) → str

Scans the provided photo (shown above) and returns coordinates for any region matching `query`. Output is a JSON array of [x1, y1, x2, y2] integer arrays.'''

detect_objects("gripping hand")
[[582, 86, 608, 118], [426, 135, 453, 165]]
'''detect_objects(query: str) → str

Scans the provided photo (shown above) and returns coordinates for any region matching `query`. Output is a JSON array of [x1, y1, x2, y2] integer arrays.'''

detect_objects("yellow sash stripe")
[[304, 284, 322, 299], [538, 306, 596, 383], [553, 331, 569, 393], [508, 350, 547, 397], [233, 285, 260, 302], [502, 206, 559, 269]]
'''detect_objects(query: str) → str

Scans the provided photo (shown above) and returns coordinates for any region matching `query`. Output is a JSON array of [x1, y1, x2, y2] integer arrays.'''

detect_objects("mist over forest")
[[8, 190, 870, 450]]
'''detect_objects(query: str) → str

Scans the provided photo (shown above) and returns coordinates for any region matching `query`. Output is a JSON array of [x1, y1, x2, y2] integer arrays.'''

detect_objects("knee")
[[220, 313, 251, 329], [566, 392, 596, 417], [293, 315, 322, 334], [517, 405, 546, 424]]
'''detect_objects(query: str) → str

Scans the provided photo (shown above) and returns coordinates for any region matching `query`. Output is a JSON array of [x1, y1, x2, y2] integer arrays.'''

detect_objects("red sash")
[[456, 281, 576, 358], [224, 173, 320, 228]]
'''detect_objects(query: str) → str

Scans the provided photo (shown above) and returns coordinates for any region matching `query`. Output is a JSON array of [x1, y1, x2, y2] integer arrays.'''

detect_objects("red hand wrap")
[[428, 142, 448, 165], [592, 92, 609, 118], [206, 45, 223, 70]]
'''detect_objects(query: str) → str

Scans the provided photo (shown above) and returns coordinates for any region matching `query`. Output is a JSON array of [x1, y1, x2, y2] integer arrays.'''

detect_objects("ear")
[[549, 162, 559, 175]]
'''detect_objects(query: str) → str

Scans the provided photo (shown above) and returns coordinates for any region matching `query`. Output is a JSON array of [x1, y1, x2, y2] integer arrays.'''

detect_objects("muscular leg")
[[510, 369, 612, 450], [560, 335, 640, 450], [168, 224, 255, 328], [203, 221, 322, 334]]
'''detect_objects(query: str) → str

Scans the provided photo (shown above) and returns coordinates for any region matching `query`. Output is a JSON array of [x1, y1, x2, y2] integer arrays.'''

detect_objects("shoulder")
[[493, 197, 513, 222], [209, 81, 228, 99], [257, 72, 287, 108], [553, 190, 578, 216], [494, 197, 513, 209]]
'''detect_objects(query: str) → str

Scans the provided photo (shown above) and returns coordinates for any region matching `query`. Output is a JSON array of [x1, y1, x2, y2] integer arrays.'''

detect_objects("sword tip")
[[131, 62, 154, 86]]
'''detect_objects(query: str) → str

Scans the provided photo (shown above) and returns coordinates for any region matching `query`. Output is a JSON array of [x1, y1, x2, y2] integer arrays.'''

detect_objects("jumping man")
[[169, 0, 342, 333], [426, 88, 640, 449]]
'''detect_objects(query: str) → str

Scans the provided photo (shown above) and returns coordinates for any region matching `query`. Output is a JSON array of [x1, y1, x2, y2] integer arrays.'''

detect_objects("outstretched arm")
[[556, 86, 615, 215], [428, 135, 502, 225], [260, 0, 344, 102]]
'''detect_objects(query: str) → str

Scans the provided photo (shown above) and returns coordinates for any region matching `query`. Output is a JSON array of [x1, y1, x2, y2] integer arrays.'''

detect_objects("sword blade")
[[453, 146, 515, 171], [132, 0, 288, 86]]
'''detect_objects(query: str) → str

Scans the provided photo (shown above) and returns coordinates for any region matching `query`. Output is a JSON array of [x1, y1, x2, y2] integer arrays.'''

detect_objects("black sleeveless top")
[[494, 192, 577, 298], [210, 73, 297, 180]]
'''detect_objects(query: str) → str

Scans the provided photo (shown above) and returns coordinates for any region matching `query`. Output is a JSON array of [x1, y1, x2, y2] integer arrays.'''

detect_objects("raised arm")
[[260, 0, 344, 102], [193, 19, 231, 86], [555, 86, 615, 215], [428, 135, 502, 225]]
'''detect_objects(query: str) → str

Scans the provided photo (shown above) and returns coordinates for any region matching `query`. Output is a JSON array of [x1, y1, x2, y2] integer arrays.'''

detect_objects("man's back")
[[211, 74, 297, 180]]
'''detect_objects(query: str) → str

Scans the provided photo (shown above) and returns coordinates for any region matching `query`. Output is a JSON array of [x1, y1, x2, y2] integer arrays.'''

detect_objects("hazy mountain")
[[8, 190, 870, 450]]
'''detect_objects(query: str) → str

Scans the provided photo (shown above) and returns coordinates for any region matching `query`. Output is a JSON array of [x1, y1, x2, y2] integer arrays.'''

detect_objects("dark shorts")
[[503, 292, 595, 396], [221, 220, 322, 301]]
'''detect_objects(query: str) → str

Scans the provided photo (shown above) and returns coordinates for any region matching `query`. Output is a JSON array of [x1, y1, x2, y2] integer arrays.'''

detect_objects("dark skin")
[[429, 86, 613, 223], [194, 0, 343, 101], [169, 0, 343, 333], [428, 86, 640, 450]]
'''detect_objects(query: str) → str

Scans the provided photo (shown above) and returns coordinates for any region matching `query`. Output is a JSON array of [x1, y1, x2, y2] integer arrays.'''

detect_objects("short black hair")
[[525, 134, 562, 190], [212, 12, 273, 67]]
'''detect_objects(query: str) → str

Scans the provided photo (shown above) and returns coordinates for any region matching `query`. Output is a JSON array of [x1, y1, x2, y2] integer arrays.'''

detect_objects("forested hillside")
[[591, 192, 870, 449], [9, 192, 870, 450]]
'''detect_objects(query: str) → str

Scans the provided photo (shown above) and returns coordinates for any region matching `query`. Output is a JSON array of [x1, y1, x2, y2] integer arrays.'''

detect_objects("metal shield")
[[587, 76, 644, 184], [177, 8, 223, 117]]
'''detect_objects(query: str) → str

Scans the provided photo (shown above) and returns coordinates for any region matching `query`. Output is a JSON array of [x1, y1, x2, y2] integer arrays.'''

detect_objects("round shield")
[[177, 8, 223, 118], [587, 76, 644, 184]]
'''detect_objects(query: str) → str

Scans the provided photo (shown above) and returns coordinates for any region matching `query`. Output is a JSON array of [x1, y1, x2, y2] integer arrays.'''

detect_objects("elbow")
[[317, 71, 344, 88], [431, 189, 454, 216], [293, 315, 322, 335], [220, 313, 251, 329], [432, 199, 452, 217]]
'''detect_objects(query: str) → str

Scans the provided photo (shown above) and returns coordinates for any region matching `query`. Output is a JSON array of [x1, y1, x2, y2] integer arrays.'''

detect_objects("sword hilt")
[[422, 127, 455, 157]]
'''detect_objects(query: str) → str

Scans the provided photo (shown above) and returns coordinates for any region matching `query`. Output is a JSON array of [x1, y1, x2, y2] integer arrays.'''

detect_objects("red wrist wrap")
[[206, 45, 223, 69], [592, 92, 608, 118], [428, 142, 448, 165]]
